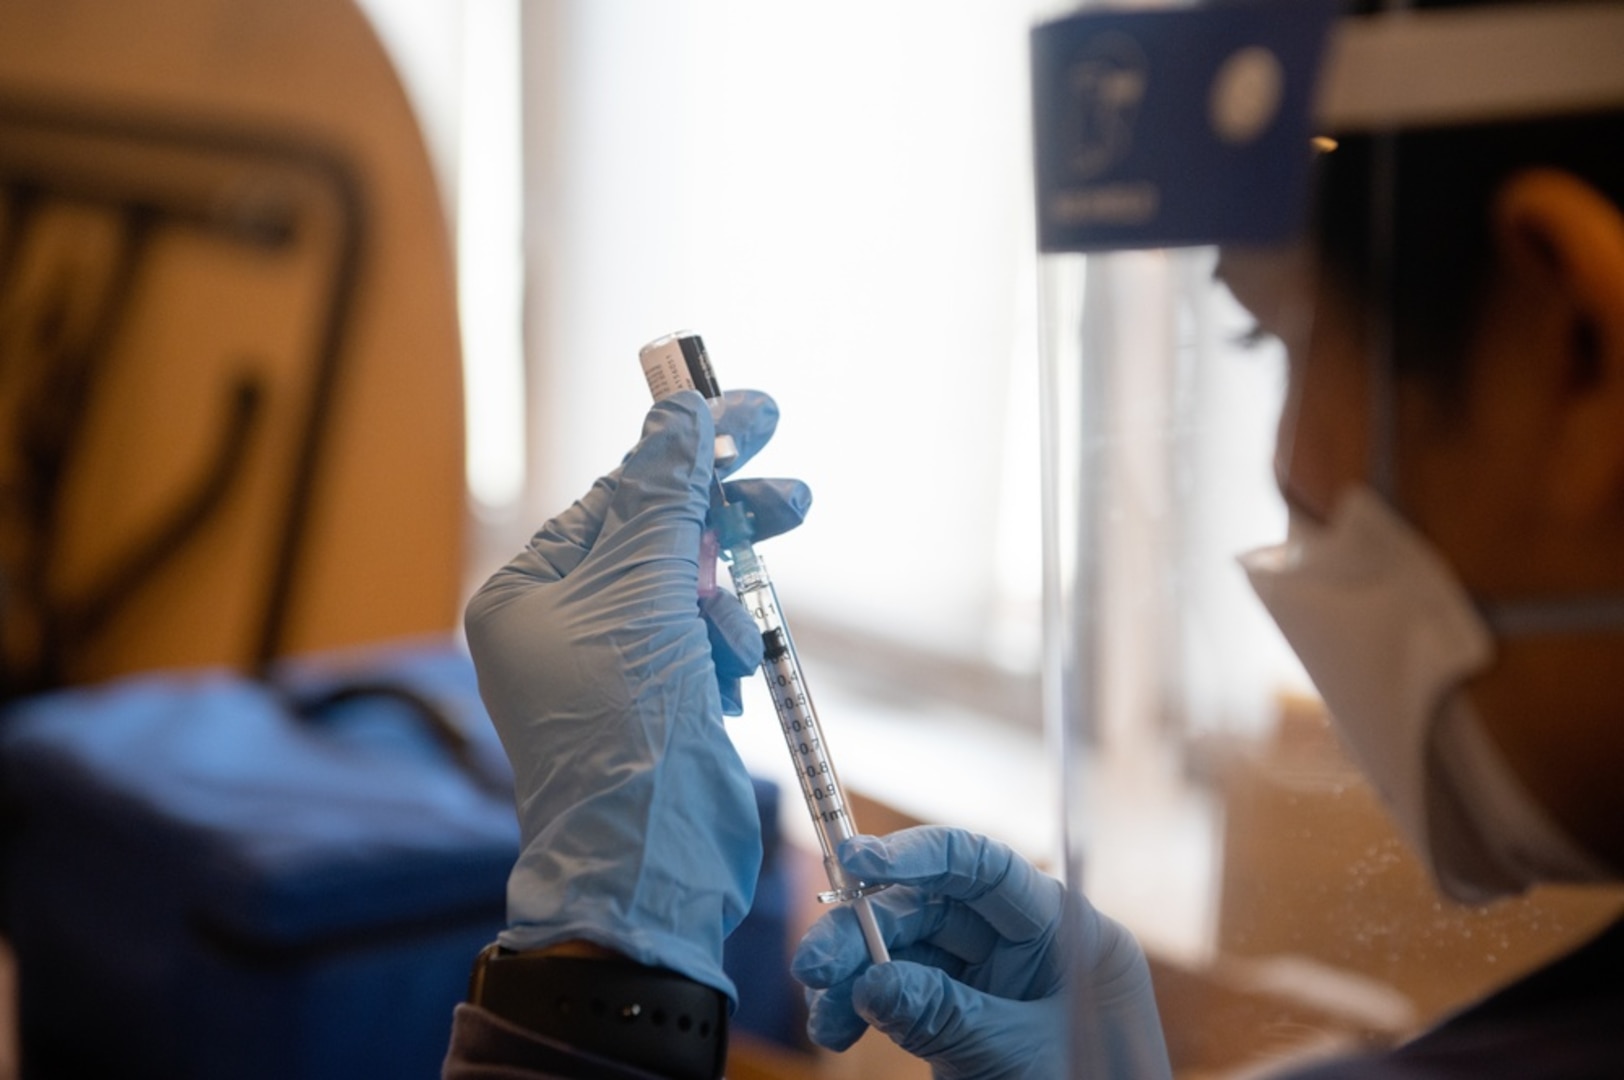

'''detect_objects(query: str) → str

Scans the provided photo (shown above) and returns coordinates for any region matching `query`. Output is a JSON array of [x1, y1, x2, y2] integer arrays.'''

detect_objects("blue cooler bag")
[[0, 639, 795, 1078], [0, 641, 517, 1079], [0, 639, 798, 1079]]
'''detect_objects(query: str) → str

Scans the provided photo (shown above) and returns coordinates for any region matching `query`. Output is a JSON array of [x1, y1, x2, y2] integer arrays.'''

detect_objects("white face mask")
[[1241, 487, 1613, 903]]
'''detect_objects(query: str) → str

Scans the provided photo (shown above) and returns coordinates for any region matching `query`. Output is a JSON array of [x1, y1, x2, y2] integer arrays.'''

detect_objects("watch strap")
[[466, 944, 727, 1080]]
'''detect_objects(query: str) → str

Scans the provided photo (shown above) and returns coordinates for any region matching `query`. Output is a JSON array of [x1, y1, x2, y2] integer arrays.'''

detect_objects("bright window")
[[523, 1, 1049, 679], [364, 0, 1054, 700]]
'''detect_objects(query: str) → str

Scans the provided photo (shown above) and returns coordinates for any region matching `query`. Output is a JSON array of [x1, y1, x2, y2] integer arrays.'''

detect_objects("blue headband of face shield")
[[1032, 0, 1624, 253]]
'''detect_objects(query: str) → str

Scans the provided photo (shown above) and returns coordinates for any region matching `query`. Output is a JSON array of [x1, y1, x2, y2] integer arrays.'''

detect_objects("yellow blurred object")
[[0, 0, 463, 694]]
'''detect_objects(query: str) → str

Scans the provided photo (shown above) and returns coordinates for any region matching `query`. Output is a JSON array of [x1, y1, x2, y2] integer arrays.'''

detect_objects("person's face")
[[1214, 243, 1559, 599], [1218, 188, 1624, 869], [1214, 244, 1369, 528]]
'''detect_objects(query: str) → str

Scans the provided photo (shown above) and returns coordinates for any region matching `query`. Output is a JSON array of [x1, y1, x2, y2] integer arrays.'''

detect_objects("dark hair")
[[1311, 2, 1624, 392]]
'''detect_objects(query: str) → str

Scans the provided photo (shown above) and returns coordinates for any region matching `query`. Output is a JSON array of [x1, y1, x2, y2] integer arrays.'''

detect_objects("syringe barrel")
[[637, 330, 886, 910], [732, 555, 880, 903]]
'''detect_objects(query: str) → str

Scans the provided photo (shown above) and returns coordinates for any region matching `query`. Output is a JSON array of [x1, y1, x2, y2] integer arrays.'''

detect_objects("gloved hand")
[[792, 826, 1172, 1080], [465, 389, 809, 1002]]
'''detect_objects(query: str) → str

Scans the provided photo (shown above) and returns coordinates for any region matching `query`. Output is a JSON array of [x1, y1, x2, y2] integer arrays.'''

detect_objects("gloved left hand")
[[792, 826, 1171, 1079], [465, 389, 809, 1002]]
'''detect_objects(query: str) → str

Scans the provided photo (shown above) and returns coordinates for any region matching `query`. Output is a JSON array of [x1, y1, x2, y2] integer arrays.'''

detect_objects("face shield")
[[1031, 2, 1624, 1074]]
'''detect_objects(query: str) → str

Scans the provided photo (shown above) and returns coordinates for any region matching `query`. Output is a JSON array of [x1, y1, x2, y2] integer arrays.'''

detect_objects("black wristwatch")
[[466, 944, 728, 1080]]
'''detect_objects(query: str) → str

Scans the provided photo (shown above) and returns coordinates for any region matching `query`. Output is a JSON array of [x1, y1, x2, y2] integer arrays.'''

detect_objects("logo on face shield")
[[1210, 46, 1285, 145], [1064, 33, 1148, 180], [1034, 2, 1334, 250]]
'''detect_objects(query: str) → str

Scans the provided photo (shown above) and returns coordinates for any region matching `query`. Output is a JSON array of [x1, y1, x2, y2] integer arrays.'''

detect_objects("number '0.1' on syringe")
[[638, 330, 891, 967]]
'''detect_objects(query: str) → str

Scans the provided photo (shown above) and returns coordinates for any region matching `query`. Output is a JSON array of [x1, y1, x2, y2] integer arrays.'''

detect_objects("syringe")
[[639, 331, 891, 967]]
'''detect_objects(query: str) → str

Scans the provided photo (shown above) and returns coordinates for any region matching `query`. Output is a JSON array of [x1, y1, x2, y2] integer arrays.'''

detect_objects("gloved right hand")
[[465, 389, 809, 1002], [791, 826, 1172, 1080]]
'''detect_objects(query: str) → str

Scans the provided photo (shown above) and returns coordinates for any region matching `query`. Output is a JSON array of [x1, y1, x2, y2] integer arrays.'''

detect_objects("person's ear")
[[1492, 169, 1624, 521]]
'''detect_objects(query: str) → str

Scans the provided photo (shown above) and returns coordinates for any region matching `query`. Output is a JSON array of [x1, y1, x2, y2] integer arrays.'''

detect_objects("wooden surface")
[[0, 0, 464, 686]]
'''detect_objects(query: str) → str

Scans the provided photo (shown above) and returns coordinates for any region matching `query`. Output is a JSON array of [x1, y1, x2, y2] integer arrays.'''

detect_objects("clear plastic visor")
[[1034, 0, 1624, 1069], [1039, 240, 1328, 1076], [1039, 185, 1624, 1080]]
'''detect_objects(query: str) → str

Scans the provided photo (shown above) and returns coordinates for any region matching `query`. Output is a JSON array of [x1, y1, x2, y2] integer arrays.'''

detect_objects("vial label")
[[640, 331, 720, 401], [639, 338, 697, 401]]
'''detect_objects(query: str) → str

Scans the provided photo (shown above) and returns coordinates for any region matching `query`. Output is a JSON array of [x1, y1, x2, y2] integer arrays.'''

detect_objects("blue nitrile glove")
[[792, 826, 1172, 1080], [465, 389, 809, 1002]]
